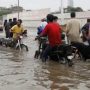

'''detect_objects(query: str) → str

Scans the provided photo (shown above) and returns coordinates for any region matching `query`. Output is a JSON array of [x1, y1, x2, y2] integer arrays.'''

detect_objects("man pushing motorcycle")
[[10, 19, 24, 47], [40, 14, 62, 62], [10, 19, 24, 39]]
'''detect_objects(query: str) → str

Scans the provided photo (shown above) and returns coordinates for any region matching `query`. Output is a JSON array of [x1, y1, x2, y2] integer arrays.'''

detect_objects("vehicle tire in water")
[[21, 44, 29, 51], [67, 59, 74, 67], [16, 44, 28, 51]]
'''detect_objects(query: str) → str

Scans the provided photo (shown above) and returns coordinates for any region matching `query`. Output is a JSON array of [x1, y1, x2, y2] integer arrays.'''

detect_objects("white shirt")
[[39, 21, 47, 30]]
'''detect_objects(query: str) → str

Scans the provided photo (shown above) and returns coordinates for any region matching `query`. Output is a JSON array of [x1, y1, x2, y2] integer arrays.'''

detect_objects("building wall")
[[54, 11, 90, 27], [3, 8, 50, 28], [3, 9, 90, 28]]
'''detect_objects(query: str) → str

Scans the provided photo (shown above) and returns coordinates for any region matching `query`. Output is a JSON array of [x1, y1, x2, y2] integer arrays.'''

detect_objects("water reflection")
[[34, 60, 90, 90]]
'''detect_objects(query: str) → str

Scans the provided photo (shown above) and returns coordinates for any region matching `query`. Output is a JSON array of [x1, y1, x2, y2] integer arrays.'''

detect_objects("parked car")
[[0, 21, 3, 31]]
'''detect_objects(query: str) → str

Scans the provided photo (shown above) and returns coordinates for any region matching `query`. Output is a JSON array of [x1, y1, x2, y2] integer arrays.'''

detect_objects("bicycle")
[[15, 35, 29, 51]]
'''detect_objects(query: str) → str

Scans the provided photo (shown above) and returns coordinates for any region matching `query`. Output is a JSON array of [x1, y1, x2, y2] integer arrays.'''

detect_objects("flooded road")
[[0, 29, 90, 90]]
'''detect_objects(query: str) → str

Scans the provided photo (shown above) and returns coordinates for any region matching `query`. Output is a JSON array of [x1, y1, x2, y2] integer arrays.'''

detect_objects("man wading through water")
[[10, 19, 24, 47], [66, 12, 82, 44], [40, 14, 62, 62]]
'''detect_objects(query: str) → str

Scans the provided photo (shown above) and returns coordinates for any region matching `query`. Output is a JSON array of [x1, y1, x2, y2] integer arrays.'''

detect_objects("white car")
[[0, 21, 3, 31]]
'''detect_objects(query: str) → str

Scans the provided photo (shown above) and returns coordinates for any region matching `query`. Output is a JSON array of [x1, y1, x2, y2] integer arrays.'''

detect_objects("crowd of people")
[[2, 12, 90, 61], [4, 18, 17, 38], [3, 18, 27, 40], [36, 12, 90, 61]]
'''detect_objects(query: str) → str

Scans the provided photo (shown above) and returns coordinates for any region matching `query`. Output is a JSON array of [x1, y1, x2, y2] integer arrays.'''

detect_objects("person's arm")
[[81, 23, 88, 38], [66, 22, 70, 35], [10, 25, 15, 33], [21, 27, 24, 33], [59, 24, 62, 33], [81, 23, 88, 33], [83, 30, 88, 39], [40, 24, 49, 37]]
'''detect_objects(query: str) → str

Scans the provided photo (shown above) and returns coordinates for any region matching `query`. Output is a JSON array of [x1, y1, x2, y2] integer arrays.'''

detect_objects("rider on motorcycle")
[[40, 14, 62, 62], [37, 18, 47, 35]]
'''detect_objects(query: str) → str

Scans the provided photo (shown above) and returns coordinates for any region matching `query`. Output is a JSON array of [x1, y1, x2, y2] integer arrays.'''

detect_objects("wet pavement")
[[0, 29, 90, 90]]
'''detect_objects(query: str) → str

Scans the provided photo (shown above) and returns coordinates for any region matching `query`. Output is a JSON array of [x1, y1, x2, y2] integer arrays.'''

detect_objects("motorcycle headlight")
[[20, 36, 23, 39], [67, 55, 73, 60]]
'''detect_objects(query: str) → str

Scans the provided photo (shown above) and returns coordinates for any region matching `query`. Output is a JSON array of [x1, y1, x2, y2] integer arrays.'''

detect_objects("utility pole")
[[18, 0, 19, 19], [61, 0, 64, 25]]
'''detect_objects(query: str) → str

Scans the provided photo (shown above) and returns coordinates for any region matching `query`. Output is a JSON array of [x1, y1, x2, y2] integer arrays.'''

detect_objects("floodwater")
[[0, 29, 90, 90]]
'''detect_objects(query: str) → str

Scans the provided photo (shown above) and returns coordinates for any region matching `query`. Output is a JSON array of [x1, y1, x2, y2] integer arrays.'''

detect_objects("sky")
[[0, 0, 90, 11]]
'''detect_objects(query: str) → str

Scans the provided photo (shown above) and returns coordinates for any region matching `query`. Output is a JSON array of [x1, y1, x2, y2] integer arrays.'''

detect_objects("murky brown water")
[[0, 29, 90, 90]]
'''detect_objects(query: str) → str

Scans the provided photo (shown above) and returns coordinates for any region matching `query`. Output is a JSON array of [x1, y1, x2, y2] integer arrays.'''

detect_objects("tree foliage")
[[65, 6, 83, 13], [0, 6, 23, 17]]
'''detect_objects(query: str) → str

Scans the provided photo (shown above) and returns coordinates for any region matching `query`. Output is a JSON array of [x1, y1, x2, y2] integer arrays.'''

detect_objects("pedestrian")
[[81, 18, 90, 45], [66, 12, 82, 44], [10, 18, 17, 38], [5, 19, 12, 38], [4, 19, 7, 28], [3, 20, 7, 33], [12, 18, 17, 27]]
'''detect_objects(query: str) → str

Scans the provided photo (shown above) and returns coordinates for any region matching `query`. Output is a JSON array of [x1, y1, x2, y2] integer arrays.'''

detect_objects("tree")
[[9, 6, 23, 12], [0, 6, 24, 17], [64, 6, 83, 13], [0, 10, 11, 16]]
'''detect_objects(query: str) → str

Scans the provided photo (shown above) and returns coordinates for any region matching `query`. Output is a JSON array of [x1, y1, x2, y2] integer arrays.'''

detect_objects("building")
[[53, 11, 90, 26], [68, 0, 74, 7], [3, 8, 90, 28], [3, 8, 50, 28]]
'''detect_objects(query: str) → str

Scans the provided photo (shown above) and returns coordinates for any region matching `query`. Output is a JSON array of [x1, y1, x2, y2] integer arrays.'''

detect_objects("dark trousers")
[[10, 32, 13, 38], [42, 44, 52, 60], [5, 30, 10, 38], [88, 39, 90, 45]]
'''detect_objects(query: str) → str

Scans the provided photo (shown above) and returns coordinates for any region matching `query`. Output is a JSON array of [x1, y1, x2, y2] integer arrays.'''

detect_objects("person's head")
[[19, 19, 22, 23], [13, 18, 17, 22], [46, 14, 54, 23], [53, 16, 58, 22], [9, 19, 12, 22], [17, 19, 22, 26], [71, 12, 76, 18], [4, 19, 7, 22], [87, 19, 90, 23], [41, 18, 46, 22]]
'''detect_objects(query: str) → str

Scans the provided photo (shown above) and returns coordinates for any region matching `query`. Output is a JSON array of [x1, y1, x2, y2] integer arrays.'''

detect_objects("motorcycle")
[[0, 34, 28, 51], [34, 36, 74, 66]]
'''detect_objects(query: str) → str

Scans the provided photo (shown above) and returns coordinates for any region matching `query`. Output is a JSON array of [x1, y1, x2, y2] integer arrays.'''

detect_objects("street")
[[0, 29, 90, 90]]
